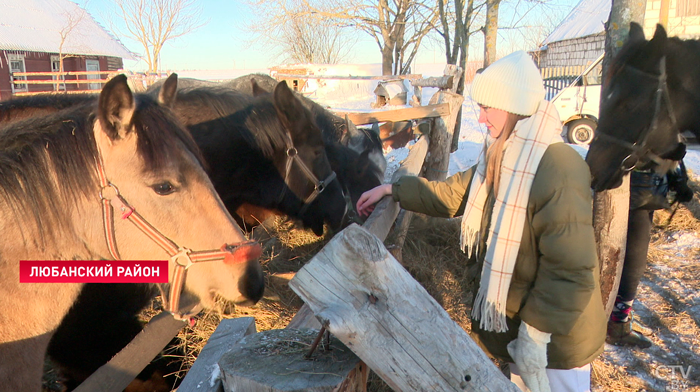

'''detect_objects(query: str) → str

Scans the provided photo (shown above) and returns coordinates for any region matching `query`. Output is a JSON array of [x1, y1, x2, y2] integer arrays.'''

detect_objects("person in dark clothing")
[[607, 160, 694, 348]]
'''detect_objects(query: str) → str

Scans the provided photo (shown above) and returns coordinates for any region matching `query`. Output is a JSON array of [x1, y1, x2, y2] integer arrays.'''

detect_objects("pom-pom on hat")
[[470, 51, 545, 116]]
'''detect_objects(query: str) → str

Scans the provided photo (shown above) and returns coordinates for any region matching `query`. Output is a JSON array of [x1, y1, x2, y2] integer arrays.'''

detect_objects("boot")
[[606, 319, 652, 348]]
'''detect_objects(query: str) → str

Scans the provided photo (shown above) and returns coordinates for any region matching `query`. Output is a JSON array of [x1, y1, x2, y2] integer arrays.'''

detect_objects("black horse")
[[586, 23, 699, 191]]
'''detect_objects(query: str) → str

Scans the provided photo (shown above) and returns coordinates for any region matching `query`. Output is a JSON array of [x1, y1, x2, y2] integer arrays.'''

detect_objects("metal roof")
[[541, 0, 610, 46], [0, 0, 134, 59]]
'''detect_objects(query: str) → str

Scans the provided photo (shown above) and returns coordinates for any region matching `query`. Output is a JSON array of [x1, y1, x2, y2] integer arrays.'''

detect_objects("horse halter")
[[95, 153, 259, 318], [278, 131, 338, 216], [594, 56, 679, 172]]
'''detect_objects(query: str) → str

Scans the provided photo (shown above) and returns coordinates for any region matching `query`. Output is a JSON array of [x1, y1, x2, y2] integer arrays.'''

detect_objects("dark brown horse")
[[586, 23, 699, 190]]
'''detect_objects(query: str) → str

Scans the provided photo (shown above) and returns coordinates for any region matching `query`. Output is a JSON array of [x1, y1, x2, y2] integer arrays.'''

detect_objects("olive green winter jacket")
[[391, 142, 606, 369]]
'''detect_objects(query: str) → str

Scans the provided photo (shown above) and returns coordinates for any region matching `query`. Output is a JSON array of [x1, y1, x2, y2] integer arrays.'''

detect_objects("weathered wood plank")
[[178, 317, 257, 392], [288, 225, 519, 392], [410, 75, 454, 89], [333, 103, 450, 126], [74, 311, 187, 392], [219, 329, 361, 392], [424, 91, 464, 181], [594, 175, 631, 315], [273, 74, 422, 81]]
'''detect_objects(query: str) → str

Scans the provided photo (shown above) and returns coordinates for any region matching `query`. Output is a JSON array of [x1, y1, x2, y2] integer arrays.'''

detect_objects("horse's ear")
[[628, 22, 646, 44], [650, 23, 668, 46], [251, 79, 270, 97], [158, 73, 178, 108], [98, 74, 135, 140], [272, 81, 307, 133]]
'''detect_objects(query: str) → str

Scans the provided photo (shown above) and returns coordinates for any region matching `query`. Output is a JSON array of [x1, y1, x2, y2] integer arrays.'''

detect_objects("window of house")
[[8, 54, 27, 93], [677, 0, 700, 17], [51, 55, 65, 91]]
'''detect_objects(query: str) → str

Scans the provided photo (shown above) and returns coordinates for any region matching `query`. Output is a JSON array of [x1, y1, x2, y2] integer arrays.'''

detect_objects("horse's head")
[[92, 74, 264, 310], [325, 143, 383, 224], [586, 23, 686, 191], [269, 82, 347, 235]]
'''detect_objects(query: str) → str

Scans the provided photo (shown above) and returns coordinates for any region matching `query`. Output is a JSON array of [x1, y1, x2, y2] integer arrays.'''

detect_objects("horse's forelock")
[[132, 95, 205, 173]]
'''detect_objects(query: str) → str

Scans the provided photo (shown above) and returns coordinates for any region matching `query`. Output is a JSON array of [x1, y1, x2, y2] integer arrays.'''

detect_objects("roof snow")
[[0, 0, 134, 59], [541, 0, 611, 46]]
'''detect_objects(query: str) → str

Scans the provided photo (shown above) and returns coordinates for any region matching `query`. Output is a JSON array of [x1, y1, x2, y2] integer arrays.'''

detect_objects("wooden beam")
[[288, 225, 520, 392], [333, 103, 450, 126], [12, 71, 118, 77], [273, 74, 422, 81], [178, 318, 257, 392], [410, 75, 454, 89], [73, 311, 187, 392], [219, 329, 363, 392], [424, 91, 464, 181]]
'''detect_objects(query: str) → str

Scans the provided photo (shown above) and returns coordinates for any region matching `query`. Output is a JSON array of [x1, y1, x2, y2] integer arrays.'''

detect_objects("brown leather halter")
[[95, 151, 259, 317], [277, 131, 338, 216]]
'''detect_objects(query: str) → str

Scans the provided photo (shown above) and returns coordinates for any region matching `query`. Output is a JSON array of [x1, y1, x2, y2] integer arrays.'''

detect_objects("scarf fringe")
[[471, 290, 508, 333]]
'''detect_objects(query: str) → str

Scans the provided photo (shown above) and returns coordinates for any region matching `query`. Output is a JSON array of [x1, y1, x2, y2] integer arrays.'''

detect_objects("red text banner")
[[20, 260, 169, 283]]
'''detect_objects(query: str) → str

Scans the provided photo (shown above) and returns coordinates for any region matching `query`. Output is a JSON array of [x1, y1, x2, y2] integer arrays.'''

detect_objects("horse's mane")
[[176, 87, 292, 159], [0, 93, 203, 236], [0, 94, 95, 125]]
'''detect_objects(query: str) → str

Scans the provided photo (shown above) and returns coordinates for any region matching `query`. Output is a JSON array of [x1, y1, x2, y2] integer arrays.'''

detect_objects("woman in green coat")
[[357, 51, 606, 392]]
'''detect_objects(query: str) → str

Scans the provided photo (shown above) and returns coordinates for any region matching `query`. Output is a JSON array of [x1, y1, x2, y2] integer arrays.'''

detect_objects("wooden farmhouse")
[[534, 0, 700, 68], [0, 0, 133, 100]]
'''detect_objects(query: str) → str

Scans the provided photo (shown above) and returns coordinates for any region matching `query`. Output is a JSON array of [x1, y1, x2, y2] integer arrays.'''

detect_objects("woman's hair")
[[485, 112, 528, 191]]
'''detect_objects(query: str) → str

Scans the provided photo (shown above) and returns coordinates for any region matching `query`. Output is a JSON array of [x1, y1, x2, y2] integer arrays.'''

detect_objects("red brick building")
[[0, 0, 133, 100]]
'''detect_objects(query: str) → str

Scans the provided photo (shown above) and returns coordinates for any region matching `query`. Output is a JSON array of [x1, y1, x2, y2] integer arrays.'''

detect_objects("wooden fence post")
[[288, 224, 520, 392], [425, 91, 464, 181]]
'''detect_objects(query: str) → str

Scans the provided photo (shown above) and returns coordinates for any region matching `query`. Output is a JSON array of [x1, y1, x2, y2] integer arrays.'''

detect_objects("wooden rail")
[[12, 71, 118, 77], [273, 73, 422, 80], [332, 102, 451, 125]]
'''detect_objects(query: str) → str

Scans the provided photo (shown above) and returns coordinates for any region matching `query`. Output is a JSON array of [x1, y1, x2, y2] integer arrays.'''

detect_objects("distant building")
[[535, 0, 700, 68], [0, 0, 133, 100]]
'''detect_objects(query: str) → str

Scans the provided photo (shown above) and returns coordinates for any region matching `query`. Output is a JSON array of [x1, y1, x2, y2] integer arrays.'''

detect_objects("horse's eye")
[[152, 182, 176, 195]]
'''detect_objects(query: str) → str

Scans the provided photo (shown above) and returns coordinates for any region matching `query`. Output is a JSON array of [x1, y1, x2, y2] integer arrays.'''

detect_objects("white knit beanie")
[[470, 51, 545, 116]]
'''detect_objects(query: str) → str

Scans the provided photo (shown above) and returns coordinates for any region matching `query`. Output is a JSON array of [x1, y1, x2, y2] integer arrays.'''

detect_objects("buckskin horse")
[[0, 74, 264, 391], [586, 23, 699, 190]]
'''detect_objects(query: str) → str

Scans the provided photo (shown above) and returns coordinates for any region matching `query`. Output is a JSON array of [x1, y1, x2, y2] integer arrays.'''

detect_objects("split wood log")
[[410, 75, 455, 89], [594, 175, 631, 316], [444, 64, 465, 152], [219, 329, 363, 392], [178, 317, 257, 392], [286, 135, 430, 332], [333, 102, 450, 126], [288, 224, 519, 392], [424, 91, 464, 181], [74, 311, 187, 392]]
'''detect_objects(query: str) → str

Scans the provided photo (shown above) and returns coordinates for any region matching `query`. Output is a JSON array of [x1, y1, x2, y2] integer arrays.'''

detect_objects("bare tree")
[[247, 1, 357, 64], [108, 0, 206, 73], [249, 0, 439, 75], [55, 1, 91, 91]]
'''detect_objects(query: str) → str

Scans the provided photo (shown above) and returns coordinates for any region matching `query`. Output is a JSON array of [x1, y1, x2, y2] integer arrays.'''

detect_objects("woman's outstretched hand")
[[356, 184, 393, 217]]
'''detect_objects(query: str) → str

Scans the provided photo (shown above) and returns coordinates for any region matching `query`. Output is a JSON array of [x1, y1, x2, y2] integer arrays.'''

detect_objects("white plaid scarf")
[[461, 100, 563, 333]]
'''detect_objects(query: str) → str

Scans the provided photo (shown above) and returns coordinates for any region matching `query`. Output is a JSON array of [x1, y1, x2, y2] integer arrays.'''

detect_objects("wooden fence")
[[9, 71, 169, 96]]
